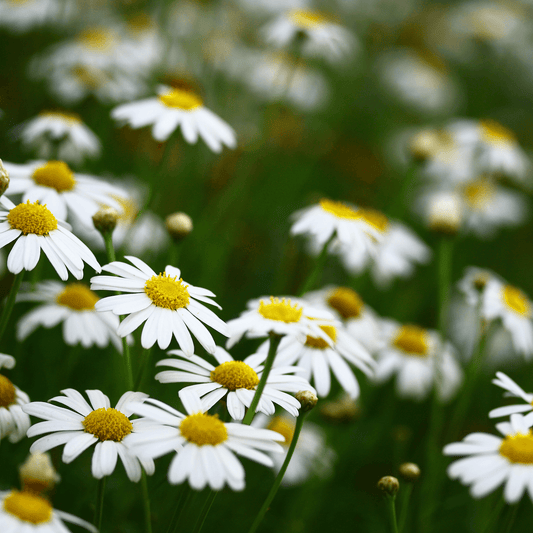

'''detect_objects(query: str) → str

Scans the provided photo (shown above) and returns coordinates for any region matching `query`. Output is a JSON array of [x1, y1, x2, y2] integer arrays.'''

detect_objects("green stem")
[[166, 485, 192, 533], [297, 233, 335, 297], [94, 477, 106, 531], [437, 236, 454, 339], [135, 347, 152, 391], [242, 333, 283, 425], [168, 240, 181, 268], [192, 490, 218, 533], [103, 230, 116, 263], [140, 472, 152, 533], [398, 483, 413, 533], [386, 495, 400, 533], [0, 271, 24, 344], [503, 501, 521, 533], [248, 412, 306, 533]]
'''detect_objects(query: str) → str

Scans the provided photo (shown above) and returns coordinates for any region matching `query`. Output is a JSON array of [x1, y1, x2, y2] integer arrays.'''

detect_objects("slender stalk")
[[102, 230, 116, 263], [0, 271, 24, 344], [297, 233, 335, 297], [140, 472, 152, 533], [398, 483, 413, 533], [437, 236, 454, 338], [247, 412, 306, 533], [166, 485, 192, 533], [135, 347, 152, 391], [192, 490, 218, 533], [242, 333, 283, 425], [503, 501, 520, 533], [94, 477, 106, 531], [386, 495, 400, 533]]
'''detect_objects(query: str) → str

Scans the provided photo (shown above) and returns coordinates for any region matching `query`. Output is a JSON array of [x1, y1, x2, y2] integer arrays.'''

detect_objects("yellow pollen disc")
[[463, 178, 495, 210], [258, 297, 303, 323], [210, 361, 259, 391], [503, 285, 530, 316], [3, 490, 52, 524], [159, 88, 203, 111], [180, 413, 228, 446], [0, 374, 16, 408], [267, 416, 294, 446], [305, 325, 337, 349], [481, 119, 515, 146], [393, 325, 429, 357], [319, 199, 361, 220], [289, 10, 328, 29], [7, 201, 58, 236], [83, 408, 132, 442], [360, 208, 389, 233], [32, 161, 76, 192], [144, 273, 190, 310], [499, 432, 533, 463], [327, 287, 364, 319], [56, 283, 99, 311], [77, 28, 115, 51], [38, 111, 81, 124]]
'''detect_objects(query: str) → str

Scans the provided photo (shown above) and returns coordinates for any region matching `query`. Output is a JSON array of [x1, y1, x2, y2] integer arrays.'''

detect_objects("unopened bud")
[[165, 212, 193, 241], [320, 394, 360, 423], [410, 129, 440, 162], [296, 390, 318, 413], [19, 452, 60, 494], [0, 159, 10, 196], [377, 476, 399, 496], [92, 207, 119, 234], [428, 192, 462, 236], [399, 462, 421, 482]]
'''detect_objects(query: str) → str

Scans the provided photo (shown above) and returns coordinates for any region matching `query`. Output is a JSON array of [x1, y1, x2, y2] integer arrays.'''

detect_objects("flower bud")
[[19, 452, 60, 494], [0, 159, 10, 196], [295, 390, 318, 413], [399, 462, 421, 483], [165, 212, 193, 241], [378, 476, 399, 496], [92, 207, 119, 234]]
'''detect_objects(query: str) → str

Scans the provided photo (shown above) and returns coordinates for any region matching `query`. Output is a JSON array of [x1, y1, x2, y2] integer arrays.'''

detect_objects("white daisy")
[[262, 10, 357, 64], [3, 160, 127, 228], [489, 372, 533, 419], [90, 256, 228, 353], [417, 189, 463, 235], [0, 0, 67, 33], [0, 489, 96, 533], [16, 280, 123, 352], [16, 111, 101, 165], [111, 85, 237, 152], [23, 389, 155, 482], [126, 390, 285, 491], [258, 318, 375, 399], [373, 320, 463, 401], [0, 198, 101, 280], [155, 346, 314, 420], [444, 413, 533, 502], [0, 353, 31, 443]]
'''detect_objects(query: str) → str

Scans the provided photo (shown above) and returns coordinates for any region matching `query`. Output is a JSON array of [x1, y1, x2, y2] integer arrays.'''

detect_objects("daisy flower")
[[226, 295, 336, 349], [258, 317, 375, 399], [23, 389, 155, 482], [373, 320, 463, 401], [444, 413, 533, 502], [16, 111, 101, 165], [155, 346, 314, 420], [262, 10, 357, 64], [16, 280, 123, 352], [111, 85, 237, 152], [3, 160, 127, 228], [127, 390, 285, 491], [0, 353, 31, 443], [0, 0, 67, 33], [0, 198, 100, 280], [0, 489, 96, 533], [418, 189, 463, 235], [489, 372, 533, 419], [91, 256, 228, 353]]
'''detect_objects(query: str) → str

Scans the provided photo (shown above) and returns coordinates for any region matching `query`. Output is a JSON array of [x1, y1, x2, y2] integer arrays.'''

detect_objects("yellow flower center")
[[258, 297, 303, 323], [77, 28, 115, 51], [499, 432, 533, 464], [0, 374, 16, 408], [326, 287, 364, 319], [3, 490, 52, 524], [480, 119, 515, 146], [210, 361, 259, 391], [7, 201, 58, 236], [360, 208, 389, 233], [463, 178, 495, 210], [473, 273, 489, 290], [38, 111, 82, 124], [56, 283, 99, 311], [319, 199, 361, 220], [159, 88, 203, 111], [393, 325, 429, 357], [32, 161, 76, 193], [305, 325, 337, 349], [503, 285, 530, 316], [72, 66, 106, 88], [180, 413, 228, 446], [83, 408, 133, 442], [267, 416, 294, 446], [144, 273, 190, 310], [289, 10, 328, 29]]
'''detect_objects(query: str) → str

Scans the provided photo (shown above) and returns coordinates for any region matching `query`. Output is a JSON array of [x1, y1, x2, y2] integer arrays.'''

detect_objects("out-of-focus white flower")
[[238, 0, 309, 15], [0, 0, 70, 33], [489, 372, 533, 419], [418, 189, 463, 235]]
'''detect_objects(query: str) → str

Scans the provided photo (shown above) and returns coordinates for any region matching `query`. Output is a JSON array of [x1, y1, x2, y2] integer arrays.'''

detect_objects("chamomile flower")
[[91, 257, 228, 353], [16, 111, 101, 165], [0, 0, 67, 33], [3, 160, 126, 228], [111, 85, 236, 152], [16, 281, 123, 352], [0, 353, 30, 443], [23, 389, 154, 482], [373, 320, 462, 401], [0, 489, 96, 533], [262, 10, 357, 64], [0, 198, 100, 280], [126, 391, 285, 491], [156, 346, 314, 420], [444, 413, 533, 502], [489, 372, 533, 419]]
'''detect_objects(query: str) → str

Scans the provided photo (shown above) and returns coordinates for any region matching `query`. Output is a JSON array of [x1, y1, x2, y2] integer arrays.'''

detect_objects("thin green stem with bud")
[[94, 477, 106, 531], [0, 271, 24, 344], [385, 495, 400, 533]]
